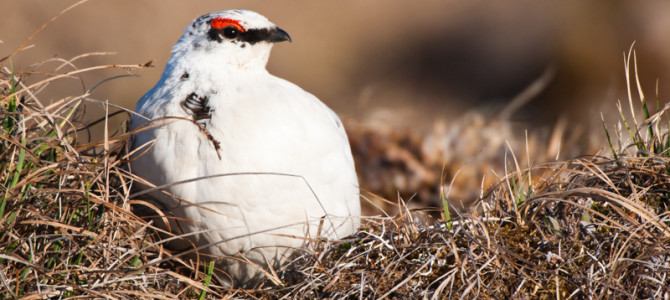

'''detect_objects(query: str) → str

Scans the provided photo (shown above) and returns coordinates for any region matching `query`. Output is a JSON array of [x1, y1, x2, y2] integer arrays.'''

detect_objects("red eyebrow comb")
[[210, 17, 245, 31]]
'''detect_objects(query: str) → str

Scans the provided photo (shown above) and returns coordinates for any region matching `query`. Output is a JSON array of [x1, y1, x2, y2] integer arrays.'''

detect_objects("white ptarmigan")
[[130, 10, 360, 287]]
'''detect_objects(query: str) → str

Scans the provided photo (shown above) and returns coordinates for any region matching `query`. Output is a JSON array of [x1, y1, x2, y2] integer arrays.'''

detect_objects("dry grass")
[[347, 67, 605, 216], [347, 110, 603, 216], [0, 56, 219, 299], [1, 7, 669, 299], [265, 154, 669, 299]]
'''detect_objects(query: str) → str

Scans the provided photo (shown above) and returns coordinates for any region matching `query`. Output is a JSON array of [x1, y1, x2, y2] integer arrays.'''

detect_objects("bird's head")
[[170, 10, 291, 71]]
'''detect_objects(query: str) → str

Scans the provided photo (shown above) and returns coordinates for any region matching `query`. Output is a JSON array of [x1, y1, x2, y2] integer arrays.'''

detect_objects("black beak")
[[267, 27, 292, 43]]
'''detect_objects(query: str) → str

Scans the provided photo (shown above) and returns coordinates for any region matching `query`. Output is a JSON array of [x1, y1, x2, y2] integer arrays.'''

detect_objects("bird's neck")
[[156, 51, 271, 91], [173, 43, 272, 71]]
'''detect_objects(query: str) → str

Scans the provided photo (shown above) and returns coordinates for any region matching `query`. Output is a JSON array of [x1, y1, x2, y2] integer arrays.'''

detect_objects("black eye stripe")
[[207, 28, 223, 43], [206, 27, 276, 45], [222, 26, 239, 39]]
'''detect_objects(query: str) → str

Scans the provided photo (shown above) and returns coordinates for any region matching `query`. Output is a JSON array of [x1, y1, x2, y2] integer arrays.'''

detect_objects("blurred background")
[[3, 0, 670, 214]]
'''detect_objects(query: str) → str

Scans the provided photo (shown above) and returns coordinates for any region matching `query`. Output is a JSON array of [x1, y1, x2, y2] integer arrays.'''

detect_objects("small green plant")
[[199, 261, 216, 300], [441, 193, 452, 230], [1, 67, 20, 219], [611, 44, 670, 158]]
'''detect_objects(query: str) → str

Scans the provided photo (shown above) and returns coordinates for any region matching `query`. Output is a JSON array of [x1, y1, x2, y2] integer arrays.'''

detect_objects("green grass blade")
[[441, 194, 452, 230], [9, 137, 27, 189], [198, 261, 215, 300], [601, 113, 620, 164]]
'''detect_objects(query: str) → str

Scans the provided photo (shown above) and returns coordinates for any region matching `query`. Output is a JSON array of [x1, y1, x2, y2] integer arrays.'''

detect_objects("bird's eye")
[[223, 26, 239, 39]]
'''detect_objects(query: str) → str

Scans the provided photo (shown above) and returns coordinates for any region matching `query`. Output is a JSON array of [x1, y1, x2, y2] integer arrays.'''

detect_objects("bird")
[[129, 9, 360, 287]]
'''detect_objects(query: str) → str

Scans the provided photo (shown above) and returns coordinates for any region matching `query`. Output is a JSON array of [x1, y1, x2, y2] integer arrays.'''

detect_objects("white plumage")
[[130, 10, 360, 287]]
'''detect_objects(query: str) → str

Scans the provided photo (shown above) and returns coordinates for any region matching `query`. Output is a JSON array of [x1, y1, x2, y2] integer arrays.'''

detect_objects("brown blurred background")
[[3, 0, 670, 213], [4, 0, 670, 123]]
